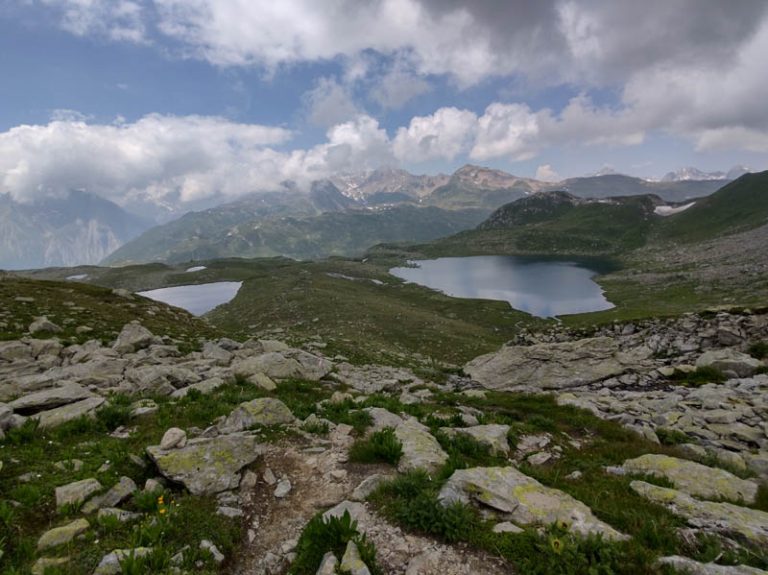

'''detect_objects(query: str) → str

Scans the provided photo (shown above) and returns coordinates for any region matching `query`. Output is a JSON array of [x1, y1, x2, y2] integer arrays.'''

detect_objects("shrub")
[[748, 341, 768, 360], [668, 366, 726, 386], [2, 418, 40, 445], [95, 402, 132, 431], [290, 510, 381, 575], [656, 428, 689, 446], [349, 428, 403, 465]]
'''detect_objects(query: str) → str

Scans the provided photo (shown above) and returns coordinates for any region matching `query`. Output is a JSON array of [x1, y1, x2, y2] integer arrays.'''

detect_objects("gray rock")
[[395, 419, 449, 474], [323, 500, 368, 523], [130, 399, 158, 417], [365, 407, 403, 432], [351, 474, 393, 501], [219, 398, 295, 433], [657, 556, 768, 574], [32, 397, 105, 429], [200, 539, 225, 564], [247, 372, 277, 391], [113, 322, 155, 354], [440, 424, 510, 455], [439, 466, 626, 541], [492, 521, 524, 534], [146, 434, 266, 495], [9, 382, 94, 412], [159, 427, 187, 450], [55, 478, 102, 509], [171, 377, 226, 398], [202, 342, 233, 365], [37, 518, 89, 550], [696, 349, 762, 378], [465, 337, 651, 391], [340, 541, 371, 575], [316, 552, 339, 575], [216, 506, 243, 518], [97, 508, 142, 523], [31, 557, 70, 575], [94, 548, 153, 575], [0, 402, 12, 430], [29, 316, 62, 334], [274, 478, 292, 498], [233, 350, 332, 381], [0, 340, 32, 362], [82, 476, 137, 514]]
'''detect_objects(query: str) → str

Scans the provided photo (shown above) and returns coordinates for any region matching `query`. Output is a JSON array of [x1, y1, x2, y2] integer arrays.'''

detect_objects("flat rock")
[[365, 407, 403, 432], [631, 480, 768, 548], [55, 478, 102, 509], [439, 466, 626, 541], [82, 476, 137, 514], [219, 398, 295, 433], [37, 518, 89, 550], [247, 372, 277, 391], [465, 337, 650, 391], [440, 424, 510, 455], [94, 548, 153, 575], [395, 419, 448, 474], [146, 434, 265, 495], [622, 454, 758, 504], [323, 500, 368, 523], [32, 396, 105, 429], [97, 508, 142, 523], [171, 377, 226, 398], [233, 350, 332, 381], [657, 556, 768, 574], [32, 557, 70, 575], [9, 382, 94, 412], [696, 349, 762, 378]]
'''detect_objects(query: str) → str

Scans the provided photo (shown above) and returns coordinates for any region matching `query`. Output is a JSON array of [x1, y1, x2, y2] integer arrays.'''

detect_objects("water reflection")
[[137, 281, 242, 316], [389, 256, 613, 318]]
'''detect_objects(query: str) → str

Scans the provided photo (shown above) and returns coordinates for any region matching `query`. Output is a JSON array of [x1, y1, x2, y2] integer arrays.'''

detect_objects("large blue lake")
[[389, 256, 614, 318], [137, 281, 242, 316]]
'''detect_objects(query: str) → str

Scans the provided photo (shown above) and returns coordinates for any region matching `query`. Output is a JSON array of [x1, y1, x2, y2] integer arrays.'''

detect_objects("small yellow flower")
[[159, 508, 167, 515]]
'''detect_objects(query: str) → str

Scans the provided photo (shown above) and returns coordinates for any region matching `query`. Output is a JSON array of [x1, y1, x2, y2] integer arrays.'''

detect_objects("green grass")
[[748, 341, 768, 360], [667, 366, 727, 386], [348, 428, 403, 465]]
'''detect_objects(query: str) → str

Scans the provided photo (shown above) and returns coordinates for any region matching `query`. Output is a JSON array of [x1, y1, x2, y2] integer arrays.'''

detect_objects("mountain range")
[[0, 164, 751, 269]]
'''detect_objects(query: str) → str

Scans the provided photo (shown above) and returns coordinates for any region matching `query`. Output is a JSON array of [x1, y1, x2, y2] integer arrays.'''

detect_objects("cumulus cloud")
[[535, 164, 560, 182], [303, 77, 360, 128], [393, 107, 477, 163], [40, 0, 148, 43], [369, 63, 431, 110]]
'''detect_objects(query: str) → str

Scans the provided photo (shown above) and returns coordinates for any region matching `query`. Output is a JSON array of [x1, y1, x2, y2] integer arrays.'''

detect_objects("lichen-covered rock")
[[657, 556, 768, 574], [622, 454, 759, 504], [31, 396, 105, 429], [171, 377, 226, 398], [219, 398, 295, 433], [465, 337, 651, 391], [9, 382, 94, 412], [55, 478, 102, 509], [32, 557, 70, 575], [233, 350, 332, 381], [340, 541, 371, 575], [146, 434, 265, 495], [94, 548, 153, 575], [113, 322, 155, 354], [364, 407, 403, 432], [696, 349, 762, 378], [316, 552, 339, 575], [440, 424, 511, 455], [82, 476, 137, 514], [631, 480, 768, 548], [159, 427, 187, 450], [37, 518, 89, 550], [395, 419, 448, 474], [439, 466, 626, 541]]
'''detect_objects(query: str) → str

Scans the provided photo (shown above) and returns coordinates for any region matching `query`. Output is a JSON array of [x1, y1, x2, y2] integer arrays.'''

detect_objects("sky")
[[1, 0, 768, 213]]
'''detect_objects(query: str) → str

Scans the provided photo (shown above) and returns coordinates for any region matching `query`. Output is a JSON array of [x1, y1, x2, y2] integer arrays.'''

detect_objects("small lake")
[[137, 281, 242, 316], [389, 256, 613, 318]]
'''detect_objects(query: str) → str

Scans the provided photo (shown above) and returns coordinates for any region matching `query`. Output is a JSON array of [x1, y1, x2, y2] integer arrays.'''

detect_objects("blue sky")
[[1, 0, 767, 212]]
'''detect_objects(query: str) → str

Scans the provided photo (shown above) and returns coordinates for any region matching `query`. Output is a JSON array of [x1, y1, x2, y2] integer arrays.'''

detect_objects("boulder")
[[202, 341, 233, 365], [55, 478, 102, 509], [440, 424, 511, 455], [439, 466, 626, 541], [32, 397, 105, 429], [317, 552, 340, 575], [323, 501, 368, 523], [0, 402, 12, 430], [465, 337, 651, 391], [233, 350, 332, 381], [32, 557, 70, 575], [219, 398, 295, 433], [37, 518, 89, 550], [622, 454, 759, 504], [113, 322, 155, 354], [146, 434, 265, 495], [82, 476, 138, 514], [657, 556, 768, 574], [631, 481, 768, 548], [696, 349, 762, 378], [9, 382, 94, 412], [340, 541, 371, 575], [247, 372, 277, 391], [94, 548, 153, 575], [159, 427, 187, 450], [395, 419, 448, 474], [29, 316, 62, 334], [364, 407, 403, 432], [171, 377, 226, 398], [0, 340, 32, 362]]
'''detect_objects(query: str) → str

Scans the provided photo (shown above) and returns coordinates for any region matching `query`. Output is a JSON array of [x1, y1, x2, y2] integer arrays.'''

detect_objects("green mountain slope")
[[658, 170, 768, 242]]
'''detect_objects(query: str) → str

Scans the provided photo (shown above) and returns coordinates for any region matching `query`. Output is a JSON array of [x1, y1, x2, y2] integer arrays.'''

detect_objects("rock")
[[696, 349, 762, 378], [622, 454, 759, 504], [657, 556, 768, 574], [171, 377, 226, 398], [94, 548, 153, 575], [527, 452, 553, 466], [130, 399, 158, 417], [0, 340, 32, 362], [29, 316, 62, 334], [441, 424, 510, 455], [97, 508, 142, 523], [82, 476, 137, 514], [54, 459, 84, 472], [316, 552, 339, 575], [146, 434, 266, 495], [323, 501, 368, 523], [263, 468, 277, 485], [340, 541, 371, 575], [439, 466, 626, 541], [492, 521, 524, 534], [219, 398, 295, 433], [631, 481, 768, 548], [334, 363, 423, 394], [0, 402, 12, 430], [55, 478, 102, 509], [516, 433, 552, 454], [465, 337, 651, 391], [32, 397, 105, 428], [395, 419, 449, 474], [37, 518, 89, 550], [217, 506, 243, 518], [32, 557, 70, 575], [365, 407, 403, 432], [247, 372, 277, 391], [113, 322, 155, 354], [200, 539, 225, 564], [352, 474, 393, 501], [202, 342, 232, 365], [159, 427, 187, 450], [9, 382, 94, 412], [274, 478, 292, 498], [233, 350, 332, 381]]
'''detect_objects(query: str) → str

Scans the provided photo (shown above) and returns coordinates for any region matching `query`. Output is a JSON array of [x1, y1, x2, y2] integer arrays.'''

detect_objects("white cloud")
[[471, 103, 542, 161], [392, 107, 476, 163], [369, 63, 431, 109], [41, 0, 147, 43], [303, 77, 360, 128], [535, 164, 560, 182]]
